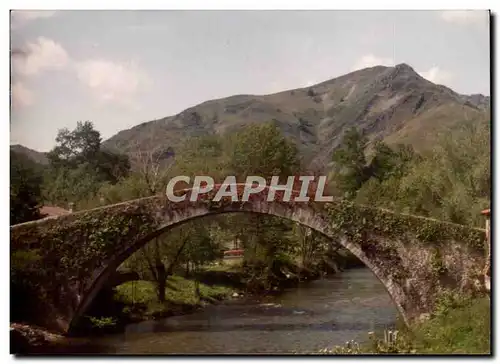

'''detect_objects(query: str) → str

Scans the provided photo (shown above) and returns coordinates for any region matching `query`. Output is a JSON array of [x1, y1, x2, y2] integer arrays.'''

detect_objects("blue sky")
[[10, 10, 490, 152]]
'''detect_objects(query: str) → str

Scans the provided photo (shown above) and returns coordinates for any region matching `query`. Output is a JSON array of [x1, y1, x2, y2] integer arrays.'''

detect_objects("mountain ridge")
[[101, 63, 490, 170], [10, 144, 49, 165], [12, 63, 490, 169]]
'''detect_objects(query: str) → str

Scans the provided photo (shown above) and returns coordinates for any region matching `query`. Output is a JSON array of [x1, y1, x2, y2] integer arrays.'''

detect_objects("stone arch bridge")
[[10, 186, 487, 334]]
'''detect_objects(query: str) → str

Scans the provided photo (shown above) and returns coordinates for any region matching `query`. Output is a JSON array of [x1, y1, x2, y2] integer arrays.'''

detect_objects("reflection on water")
[[85, 267, 397, 354]]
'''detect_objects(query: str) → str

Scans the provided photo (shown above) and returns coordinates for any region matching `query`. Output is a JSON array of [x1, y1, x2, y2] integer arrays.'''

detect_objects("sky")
[[10, 10, 490, 152]]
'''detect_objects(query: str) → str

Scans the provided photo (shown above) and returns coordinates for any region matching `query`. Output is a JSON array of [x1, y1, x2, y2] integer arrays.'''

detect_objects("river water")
[[82, 267, 397, 354]]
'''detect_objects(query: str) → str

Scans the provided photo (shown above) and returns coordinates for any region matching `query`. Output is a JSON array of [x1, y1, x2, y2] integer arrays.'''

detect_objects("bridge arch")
[[10, 186, 486, 334], [73, 203, 408, 333]]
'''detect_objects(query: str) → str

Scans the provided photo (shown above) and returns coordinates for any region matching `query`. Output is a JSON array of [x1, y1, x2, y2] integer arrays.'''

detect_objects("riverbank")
[[10, 323, 101, 354], [10, 274, 240, 354], [9, 271, 316, 354], [115, 276, 233, 321], [322, 295, 491, 354], [75, 275, 231, 335], [10, 256, 366, 355], [12, 268, 398, 354], [78, 254, 353, 335]]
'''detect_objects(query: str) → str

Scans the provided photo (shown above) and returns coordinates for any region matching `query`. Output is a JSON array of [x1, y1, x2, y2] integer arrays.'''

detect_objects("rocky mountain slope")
[[13, 63, 489, 169], [102, 63, 489, 169]]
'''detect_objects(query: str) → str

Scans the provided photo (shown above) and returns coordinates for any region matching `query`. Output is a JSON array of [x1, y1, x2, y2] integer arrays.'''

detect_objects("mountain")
[[102, 63, 489, 169], [461, 93, 490, 110], [14, 64, 487, 171], [10, 144, 49, 165]]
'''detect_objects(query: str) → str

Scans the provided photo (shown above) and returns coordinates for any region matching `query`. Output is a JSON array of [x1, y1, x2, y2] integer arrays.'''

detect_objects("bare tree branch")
[[129, 140, 175, 195]]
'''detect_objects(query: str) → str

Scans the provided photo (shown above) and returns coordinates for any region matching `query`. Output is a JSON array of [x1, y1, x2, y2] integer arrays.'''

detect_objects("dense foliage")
[[43, 121, 130, 209], [332, 119, 490, 227], [10, 151, 44, 225]]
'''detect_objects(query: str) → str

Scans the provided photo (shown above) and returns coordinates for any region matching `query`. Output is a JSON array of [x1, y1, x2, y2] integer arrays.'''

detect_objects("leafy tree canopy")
[[47, 121, 130, 183], [10, 151, 43, 224], [332, 127, 370, 197]]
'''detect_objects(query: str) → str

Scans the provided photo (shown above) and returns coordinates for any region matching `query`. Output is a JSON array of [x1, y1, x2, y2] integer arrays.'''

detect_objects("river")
[[80, 267, 397, 354]]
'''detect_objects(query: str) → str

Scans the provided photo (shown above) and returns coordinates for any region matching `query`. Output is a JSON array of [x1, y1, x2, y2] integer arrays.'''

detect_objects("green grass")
[[114, 276, 232, 320], [412, 296, 490, 354], [322, 296, 491, 355], [204, 258, 243, 272]]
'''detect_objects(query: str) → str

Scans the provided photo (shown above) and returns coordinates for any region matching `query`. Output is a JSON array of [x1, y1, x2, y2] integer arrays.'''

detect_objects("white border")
[[4, 1, 498, 10], [4, 1, 497, 363]]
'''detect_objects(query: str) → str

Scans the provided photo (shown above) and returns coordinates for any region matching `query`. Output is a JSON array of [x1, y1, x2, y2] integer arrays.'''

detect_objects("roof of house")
[[481, 208, 491, 216], [40, 206, 71, 217]]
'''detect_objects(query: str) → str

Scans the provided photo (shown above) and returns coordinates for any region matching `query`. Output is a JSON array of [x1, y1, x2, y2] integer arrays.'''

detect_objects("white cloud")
[[352, 54, 395, 71], [75, 59, 147, 105], [11, 10, 57, 27], [440, 10, 489, 27], [12, 37, 69, 76], [11, 36, 148, 109], [418, 66, 453, 85], [11, 82, 34, 109]]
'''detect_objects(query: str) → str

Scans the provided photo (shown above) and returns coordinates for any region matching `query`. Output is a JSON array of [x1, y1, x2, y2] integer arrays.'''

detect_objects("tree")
[[95, 150, 131, 184], [10, 151, 43, 225], [44, 121, 131, 208], [225, 122, 300, 180], [355, 118, 490, 227], [180, 223, 220, 299], [47, 121, 101, 169], [222, 123, 300, 287], [294, 224, 322, 271], [125, 231, 189, 303], [118, 136, 224, 303], [332, 127, 369, 197], [173, 135, 226, 180], [172, 123, 302, 287], [397, 118, 490, 226], [42, 163, 102, 210], [367, 141, 398, 181], [122, 220, 221, 303], [97, 174, 152, 205], [47, 121, 130, 180], [367, 141, 417, 182], [129, 142, 175, 195]]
